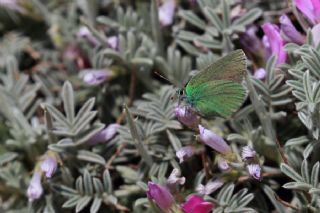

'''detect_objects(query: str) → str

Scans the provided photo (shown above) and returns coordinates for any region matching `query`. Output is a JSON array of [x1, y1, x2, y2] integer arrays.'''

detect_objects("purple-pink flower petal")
[[262, 23, 287, 65], [175, 106, 199, 127], [254, 68, 266, 80], [312, 23, 320, 46], [159, 0, 176, 26], [40, 156, 58, 178], [88, 123, 120, 145], [295, 0, 320, 24], [198, 125, 231, 154], [107, 36, 119, 50], [279, 15, 305, 44], [217, 158, 230, 171], [247, 164, 262, 180], [27, 172, 43, 202], [176, 146, 195, 163], [241, 146, 256, 160], [167, 168, 186, 186], [181, 195, 214, 213], [147, 182, 174, 211], [82, 69, 114, 85]]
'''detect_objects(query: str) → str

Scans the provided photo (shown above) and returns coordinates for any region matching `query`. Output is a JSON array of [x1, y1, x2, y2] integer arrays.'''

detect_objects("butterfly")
[[177, 49, 247, 118]]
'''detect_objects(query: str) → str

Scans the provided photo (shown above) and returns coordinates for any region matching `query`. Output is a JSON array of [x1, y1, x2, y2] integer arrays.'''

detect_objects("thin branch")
[[274, 193, 299, 210]]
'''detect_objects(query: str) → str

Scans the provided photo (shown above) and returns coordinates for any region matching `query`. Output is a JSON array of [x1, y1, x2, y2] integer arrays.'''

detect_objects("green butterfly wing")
[[187, 49, 246, 90], [185, 49, 247, 118], [187, 80, 246, 118]]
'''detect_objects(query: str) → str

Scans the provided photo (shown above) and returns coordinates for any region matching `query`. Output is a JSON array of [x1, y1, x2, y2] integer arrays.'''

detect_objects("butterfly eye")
[[179, 90, 184, 95]]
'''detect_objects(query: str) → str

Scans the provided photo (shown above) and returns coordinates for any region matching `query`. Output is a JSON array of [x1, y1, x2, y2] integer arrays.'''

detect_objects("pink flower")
[[159, 0, 176, 26], [295, 0, 320, 24], [78, 26, 99, 46], [181, 195, 214, 213], [175, 106, 199, 127], [40, 156, 58, 178], [147, 182, 174, 212], [196, 179, 224, 196], [0, 0, 25, 13], [262, 23, 287, 65], [198, 125, 231, 154], [176, 146, 195, 163], [247, 164, 262, 180], [167, 168, 185, 186], [254, 68, 266, 80], [88, 123, 120, 145], [81, 69, 114, 85], [107, 36, 119, 50], [279, 15, 305, 44], [312, 23, 320, 46], [217, 158, 230, 171], [27, 172, 43, 202], [241, 146, 256, 161]]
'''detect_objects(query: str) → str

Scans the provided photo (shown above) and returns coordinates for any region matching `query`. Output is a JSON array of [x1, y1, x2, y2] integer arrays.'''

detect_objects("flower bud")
[[27, 172, 43, 202], [175, 106, 199, 127], [217, 158, 230, 171], [82, 69, 114, 85], [181, 195, 214, 213], [147, 182, 174, 212], [279, 15, 305, 44], [88, 123, 120, 145], [176, 146, 195, 163], [198, 125, 231, 154], [247, 164, 262, 180], [159, 0, 176, 26], [241, 146, 256, 161], [167, 168, 185, 186], [41, 156, 58, 178], [196, 179, 224, 196]]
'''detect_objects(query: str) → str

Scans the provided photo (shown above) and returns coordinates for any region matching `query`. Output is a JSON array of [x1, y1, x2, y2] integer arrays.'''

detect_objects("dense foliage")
[[1, 0, 320, 212]]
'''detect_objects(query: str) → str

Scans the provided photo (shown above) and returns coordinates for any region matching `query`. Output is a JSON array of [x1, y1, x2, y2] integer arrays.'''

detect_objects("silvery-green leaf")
[[103, 169, 113, 193], [178, 10, 206, 30], [203, 7, 223, 31], [0, 152, 18, 165], [311, 162, 319, 187], [262, 185, 286, 213], [90, 197, 102, 213], [283, 182, 312, 191], [62, 196, 81, 208], [134, 198, 149, 207], [62, 81, 75, 123], [77, 150, 106, 165], [75, 196, 92, 213], [280, 163, 304, 182], [218, 184, 234, 204], [232, 8, 262, 27]]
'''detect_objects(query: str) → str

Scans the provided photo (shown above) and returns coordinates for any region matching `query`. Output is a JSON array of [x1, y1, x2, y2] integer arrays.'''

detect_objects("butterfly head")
[[171, 89, 187, 105]]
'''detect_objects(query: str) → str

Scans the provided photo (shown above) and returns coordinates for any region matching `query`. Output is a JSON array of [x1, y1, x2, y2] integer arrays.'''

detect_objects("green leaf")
[[90, 197, 102, 213], [0, 152, 18, 165], [301, 159, 310, 183], [283, 182, 312, 191], [84, 170, 93, 195], [232, 8, 262, 26], [103, 169, 113, 194], [203, 7, 223, 31], [280, 163, 304, 182], [218, 184, 234, 204], [76, 196, 92, 212], [77, 150, 106, 165], [178, 10, 206, 30], [62, 196, 81, 208], [311, 162, 319, 187], [124, 105, 153, 166], [62, 81, 75, 123]]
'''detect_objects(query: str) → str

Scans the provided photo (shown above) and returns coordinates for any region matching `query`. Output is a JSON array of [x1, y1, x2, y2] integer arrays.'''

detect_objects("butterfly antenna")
[[154, 71, 173, 84]]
